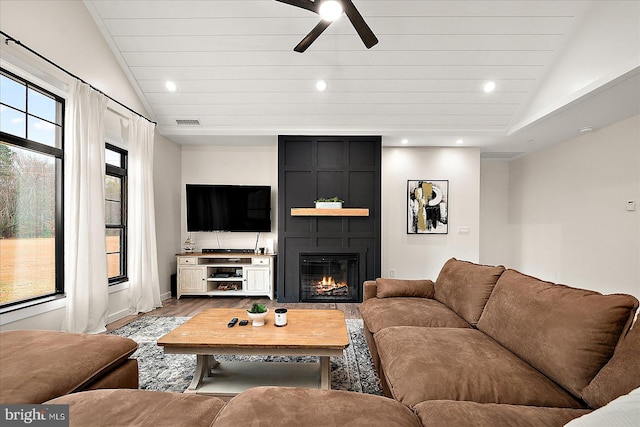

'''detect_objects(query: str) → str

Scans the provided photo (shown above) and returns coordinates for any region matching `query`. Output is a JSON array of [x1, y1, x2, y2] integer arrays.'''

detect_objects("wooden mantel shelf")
[[291, 208, 370, 217]]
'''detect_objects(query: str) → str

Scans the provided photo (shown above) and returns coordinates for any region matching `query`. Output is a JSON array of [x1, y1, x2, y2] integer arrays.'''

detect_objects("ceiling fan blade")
[[294, 20, 332, 53], [343, 0, 378, 49], [274, 0, 318, 14]]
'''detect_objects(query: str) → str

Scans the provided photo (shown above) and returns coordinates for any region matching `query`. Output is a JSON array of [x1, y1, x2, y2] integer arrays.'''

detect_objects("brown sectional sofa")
[[0, 330, 139, 404], [4, 258, 639, 426], [46, 387, 423, 427], [360, 257, 640, 425]]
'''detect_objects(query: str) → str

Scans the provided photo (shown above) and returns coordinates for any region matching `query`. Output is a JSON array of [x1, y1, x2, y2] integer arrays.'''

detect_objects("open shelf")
[[290, 208, 369, 217]]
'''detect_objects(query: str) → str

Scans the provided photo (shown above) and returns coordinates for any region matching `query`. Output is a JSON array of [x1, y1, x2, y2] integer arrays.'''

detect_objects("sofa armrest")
[[363, 280, 378, 301]]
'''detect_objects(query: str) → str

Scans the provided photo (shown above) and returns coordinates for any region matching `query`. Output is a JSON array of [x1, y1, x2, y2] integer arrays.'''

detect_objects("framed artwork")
[[407, 180, 449, 234]]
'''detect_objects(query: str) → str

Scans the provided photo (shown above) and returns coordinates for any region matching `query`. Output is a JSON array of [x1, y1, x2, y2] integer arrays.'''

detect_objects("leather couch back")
[[476, 269, 638, 398]]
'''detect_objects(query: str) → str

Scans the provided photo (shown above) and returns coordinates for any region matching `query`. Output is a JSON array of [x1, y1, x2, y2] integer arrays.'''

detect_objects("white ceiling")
[[83, 0, 640, 155]]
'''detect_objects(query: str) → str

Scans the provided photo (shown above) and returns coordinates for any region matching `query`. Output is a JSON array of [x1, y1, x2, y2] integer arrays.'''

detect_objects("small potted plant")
[[315, 197, 344, 209], [247, 303, 269, 326]]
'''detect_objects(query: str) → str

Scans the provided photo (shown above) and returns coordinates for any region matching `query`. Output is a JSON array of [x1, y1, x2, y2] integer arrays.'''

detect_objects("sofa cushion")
[[476, 269, 639, 398], [0, 330, 138, 404], [213, 386, 422, 427], [582, 324, 640, 408], [375, 326, 583, 408], [47, 389, 225, 427], [413, 400, 591, 427], [360, 297, 471, 334], [434, 258, 505, 326], [375, 278, 435, 298]]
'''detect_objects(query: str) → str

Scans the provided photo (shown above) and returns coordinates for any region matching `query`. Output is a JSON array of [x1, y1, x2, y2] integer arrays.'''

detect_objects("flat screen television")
[[186, 184, 271, 232]]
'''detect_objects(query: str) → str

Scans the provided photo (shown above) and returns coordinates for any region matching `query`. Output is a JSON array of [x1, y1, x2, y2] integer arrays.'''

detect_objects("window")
[[105, 144, 127, 284], [0, 69, 64, 307]]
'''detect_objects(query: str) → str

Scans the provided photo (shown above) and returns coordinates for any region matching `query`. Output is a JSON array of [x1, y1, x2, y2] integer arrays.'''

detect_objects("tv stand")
[[176, 252, 275, 300]]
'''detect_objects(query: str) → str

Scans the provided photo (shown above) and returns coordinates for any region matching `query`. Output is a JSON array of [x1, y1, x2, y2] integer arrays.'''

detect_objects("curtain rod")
[[1, 30, 157, 126]]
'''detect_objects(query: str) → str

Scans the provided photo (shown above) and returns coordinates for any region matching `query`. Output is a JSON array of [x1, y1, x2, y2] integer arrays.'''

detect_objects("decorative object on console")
[[247, 303, 269, 326], [407, 180, 449, 234], [183, 233, 196, 252], [315, 197, 344, 209]]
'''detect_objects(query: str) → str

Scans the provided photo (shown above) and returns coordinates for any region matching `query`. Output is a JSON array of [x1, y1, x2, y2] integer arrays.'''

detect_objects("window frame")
[[105, 143, 128, 285], [0, 68, 65, 309]]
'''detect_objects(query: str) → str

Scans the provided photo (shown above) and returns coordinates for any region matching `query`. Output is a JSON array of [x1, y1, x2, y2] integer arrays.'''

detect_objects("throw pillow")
[[376, 278, 434, 298], [434, 258, 505, 325]]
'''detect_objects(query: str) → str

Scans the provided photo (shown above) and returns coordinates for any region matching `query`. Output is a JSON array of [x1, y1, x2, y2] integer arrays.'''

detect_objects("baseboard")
[[107, 307, 132, 324], [161, 291, 172, 301]]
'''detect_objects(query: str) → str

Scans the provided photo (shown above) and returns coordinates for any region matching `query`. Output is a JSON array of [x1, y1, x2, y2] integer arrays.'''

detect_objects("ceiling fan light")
[[319, 0, 343, 22]]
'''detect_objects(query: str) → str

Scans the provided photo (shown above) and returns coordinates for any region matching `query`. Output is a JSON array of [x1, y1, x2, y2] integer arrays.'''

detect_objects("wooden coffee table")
[[157, 308, 349, 399]]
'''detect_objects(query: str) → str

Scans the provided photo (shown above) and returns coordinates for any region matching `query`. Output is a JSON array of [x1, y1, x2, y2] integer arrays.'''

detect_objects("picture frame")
[[407, 180, 449, 234]]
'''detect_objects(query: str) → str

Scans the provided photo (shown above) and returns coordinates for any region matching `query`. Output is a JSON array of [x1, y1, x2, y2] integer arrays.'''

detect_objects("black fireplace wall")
[[277, 136, 382, 302]]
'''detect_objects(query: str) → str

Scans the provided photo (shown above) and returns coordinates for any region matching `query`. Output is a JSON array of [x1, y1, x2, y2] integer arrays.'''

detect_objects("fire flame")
[[315, 276, 347, 293], [320, 276, 336, 286]]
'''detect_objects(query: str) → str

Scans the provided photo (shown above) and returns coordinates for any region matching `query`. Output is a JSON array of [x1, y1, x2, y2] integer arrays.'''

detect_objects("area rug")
[[110, 316, 382, 396]]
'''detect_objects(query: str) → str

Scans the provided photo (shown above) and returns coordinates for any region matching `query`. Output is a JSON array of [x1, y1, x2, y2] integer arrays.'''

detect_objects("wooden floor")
[[106, 296, 362, 332]]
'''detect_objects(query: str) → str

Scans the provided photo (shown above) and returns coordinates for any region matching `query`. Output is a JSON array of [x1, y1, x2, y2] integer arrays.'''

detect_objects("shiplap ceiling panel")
[[145, 92, 523, 107], [120, 51, 553, 67], [83, 0, 639, 150], [91, 1, 583, 19], [102, 16, 575, 37], [137, 79, 533, 94], [113, 34, 566, 52]]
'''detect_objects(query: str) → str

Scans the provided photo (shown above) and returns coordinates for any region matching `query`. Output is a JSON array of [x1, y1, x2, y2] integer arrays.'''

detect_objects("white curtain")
[[127, 114, 162, 313], [63, 80, 109, 334]]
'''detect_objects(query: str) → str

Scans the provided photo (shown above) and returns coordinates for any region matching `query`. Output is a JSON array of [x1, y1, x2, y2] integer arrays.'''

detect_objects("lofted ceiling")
[[83, 0, 640, 154]]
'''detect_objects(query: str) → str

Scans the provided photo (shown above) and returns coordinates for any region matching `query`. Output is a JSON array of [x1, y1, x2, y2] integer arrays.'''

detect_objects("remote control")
[[239, 320, 248, 326], [227, 318, 238, 327]]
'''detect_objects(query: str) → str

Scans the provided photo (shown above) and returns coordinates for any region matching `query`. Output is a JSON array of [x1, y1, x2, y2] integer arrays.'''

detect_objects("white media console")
[[176, 252, 275, 300]]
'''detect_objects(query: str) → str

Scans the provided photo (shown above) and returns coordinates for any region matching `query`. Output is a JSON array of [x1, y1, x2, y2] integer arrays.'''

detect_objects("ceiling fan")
[[275, 0, 378, 53]]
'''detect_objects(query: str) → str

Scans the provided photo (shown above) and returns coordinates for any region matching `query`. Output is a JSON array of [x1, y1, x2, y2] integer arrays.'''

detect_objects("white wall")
[[154, 134, 182, 299], [0, 1, 182, 329], [481, 115, 640, 300], [180, 144, 279, 252], [382, 147, 481, 280], [479, 161, 511, 267]]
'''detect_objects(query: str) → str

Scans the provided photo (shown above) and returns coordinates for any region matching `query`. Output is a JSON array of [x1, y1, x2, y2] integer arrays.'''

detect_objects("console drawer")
[[179, 257, 197, 265]]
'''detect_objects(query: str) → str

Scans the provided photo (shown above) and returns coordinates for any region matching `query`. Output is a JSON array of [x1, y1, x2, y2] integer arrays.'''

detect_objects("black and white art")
[[407, 180, 449, 234]]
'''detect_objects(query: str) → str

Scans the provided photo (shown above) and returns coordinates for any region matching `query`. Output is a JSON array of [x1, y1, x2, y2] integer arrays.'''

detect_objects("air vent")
[[176, 119, 201, 126], [480, 152, 525, 160]]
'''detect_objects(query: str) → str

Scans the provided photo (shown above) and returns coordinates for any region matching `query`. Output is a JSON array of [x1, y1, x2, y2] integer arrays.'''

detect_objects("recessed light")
[[316, 80, 328, 92], [456, 139, 464, 145], [483, 81, 496, 93], [165, 81, 177, 92], [579, 126, 593, 134], [319, 0, 343, 21], [401, 139, 409, 145]]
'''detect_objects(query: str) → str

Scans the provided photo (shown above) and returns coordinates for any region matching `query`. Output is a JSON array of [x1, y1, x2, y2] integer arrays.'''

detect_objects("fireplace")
[[277, 136, 381, 302], [300, 253, 359, 302]]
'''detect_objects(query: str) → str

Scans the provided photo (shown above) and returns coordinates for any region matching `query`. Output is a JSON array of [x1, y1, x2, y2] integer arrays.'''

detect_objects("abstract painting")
[[407, 180, 449, 234]]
